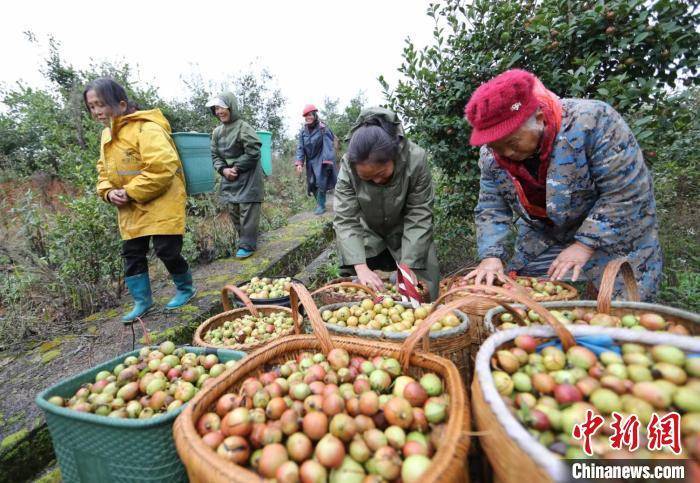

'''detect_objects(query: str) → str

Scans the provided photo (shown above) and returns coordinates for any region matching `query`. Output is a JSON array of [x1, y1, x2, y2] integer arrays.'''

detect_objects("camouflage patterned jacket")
[[475, 99, 662, 300]]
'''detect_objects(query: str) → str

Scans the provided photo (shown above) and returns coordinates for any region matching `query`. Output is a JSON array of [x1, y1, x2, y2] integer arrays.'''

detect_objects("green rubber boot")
[[165, 270, 197, 310], [122, 273, 154, 323]]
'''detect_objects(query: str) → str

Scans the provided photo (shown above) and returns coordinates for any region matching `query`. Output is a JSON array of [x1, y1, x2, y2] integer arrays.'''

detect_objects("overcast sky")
[[0, 0, 436, 134]]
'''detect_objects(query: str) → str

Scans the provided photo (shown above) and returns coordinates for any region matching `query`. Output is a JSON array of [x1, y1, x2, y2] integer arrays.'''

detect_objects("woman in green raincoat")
[[333, 107, 440, 300], [207, 92, 264, 259]]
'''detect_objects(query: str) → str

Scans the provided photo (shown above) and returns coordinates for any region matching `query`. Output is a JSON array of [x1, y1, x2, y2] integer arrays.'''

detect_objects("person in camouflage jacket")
[[463, 69, 661, 300]]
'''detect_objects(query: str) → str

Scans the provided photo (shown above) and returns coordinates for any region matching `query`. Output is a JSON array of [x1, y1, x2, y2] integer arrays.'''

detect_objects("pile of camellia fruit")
[[497, 308, 691, 335], [328, 280, 424, 302], [491, 335, 699, 459], [204, 312, 296, 346], [47, 341, 237, 419], [450, 276, 574, 300], [321, 297, 461, 333], [241, 277, 293, 299], [195, 348, 449, 482]]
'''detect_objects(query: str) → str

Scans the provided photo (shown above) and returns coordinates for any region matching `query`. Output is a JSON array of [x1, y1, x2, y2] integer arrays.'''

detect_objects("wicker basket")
[[235, 277, 303, 307], [325, 276, 429, 303], [35, 346, 245, 483], [173, 282, 472, 483], [472, 319, 700, 483], [310, 281, 379, 306], [193, 284, 301, 352], [317, 299, 472, 379], [483, 259, 700, 335]]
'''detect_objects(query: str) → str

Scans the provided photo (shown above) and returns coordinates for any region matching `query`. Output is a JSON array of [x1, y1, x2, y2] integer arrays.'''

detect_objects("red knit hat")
[[302, 104, 318, 116], [464, 69, 540, 146]]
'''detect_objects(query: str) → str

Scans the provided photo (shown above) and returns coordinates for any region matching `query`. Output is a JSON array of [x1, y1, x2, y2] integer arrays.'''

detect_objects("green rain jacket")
[[210, 92, 264, 203], [333, 107, 439, 289]]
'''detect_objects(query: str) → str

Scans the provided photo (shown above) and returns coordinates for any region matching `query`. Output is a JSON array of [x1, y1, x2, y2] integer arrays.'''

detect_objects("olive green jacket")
[[333, 108, 436, 271], [210, 92, 264, 203]]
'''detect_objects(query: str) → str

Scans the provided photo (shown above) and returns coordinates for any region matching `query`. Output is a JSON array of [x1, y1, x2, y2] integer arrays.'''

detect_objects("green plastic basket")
[[35, 346, 245, 483]]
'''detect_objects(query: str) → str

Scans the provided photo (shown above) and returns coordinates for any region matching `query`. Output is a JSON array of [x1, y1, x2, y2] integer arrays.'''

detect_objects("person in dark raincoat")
[[463, 69, 662, 300], [333, 107, 440, 300], [295, 104, 337, 215], [207, 92, 264, 259]]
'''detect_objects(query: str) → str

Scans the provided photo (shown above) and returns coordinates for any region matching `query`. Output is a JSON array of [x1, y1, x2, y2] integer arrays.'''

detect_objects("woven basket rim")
[[174, 333, 469, 482], [193, 305, 296, 351], [317, 301, 470, 341], [35, 346, 245, 429], [235, 277, 304, 304], [483, 300, 700, 334], [475, 325, 700, 482]]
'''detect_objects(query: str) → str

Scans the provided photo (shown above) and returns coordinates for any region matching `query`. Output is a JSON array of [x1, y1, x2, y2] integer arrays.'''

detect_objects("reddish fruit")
[[353, 378, 371, 394], [315, 434, 346, 469], [532, 373, 556, 394], [202, 430, 225, 449], [265, 382, 284, 398], [329, 413, 357, 442], [299, 460, 327, 483], [346, 397, 360, 416], [322, 393, 345, 416], [364, 428, 388, 451], [304, 395, 324, 413], [529, 409, 551, 431], [262, 425, 284, 445], [384, 397, 414, 429], [266, 397, 288, 420], [242, 378, 263, 398], [215, 393, 237, 417], [403, 440, 428, 457], [327, 349, 350, 370], [276, 461, 300, 483], [403, 382, 428, 407], [354, 414, 375, 433], [302, 411, 328, 441], [280, 409, 300, 435], [286, 432, 313, 462], [196, 412, 221, 436], [359, 391, 380, 416], [411, 408, 429, 431], [221, 407, 251, 436], [554, 384, 583, 405], [258, 443, 289, 478], [217, 435, 250, 465], [373, 446, 402, 480]]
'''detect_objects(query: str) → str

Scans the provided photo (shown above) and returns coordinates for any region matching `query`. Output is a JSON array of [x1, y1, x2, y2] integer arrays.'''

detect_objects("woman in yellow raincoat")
[[83, 78, 196, 322]]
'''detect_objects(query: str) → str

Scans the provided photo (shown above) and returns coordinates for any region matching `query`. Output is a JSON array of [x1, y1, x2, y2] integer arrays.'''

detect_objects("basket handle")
[[433, 287, 530, 327], [310, 282, 378, 300], [221, 285, 258, 316], [597, 258, 640, 313], [291, 281, 334, 354], [442, 285, 576, 349]]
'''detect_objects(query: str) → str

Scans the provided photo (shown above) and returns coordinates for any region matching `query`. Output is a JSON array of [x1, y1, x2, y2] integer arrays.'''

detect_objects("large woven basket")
[[317, 298, 472, 380], [471, 297, 700, 482], [484, 259, 700, 335], [35, 346, 245, 483], [173, 282, 472, 483], [193, 285, 300, 352]]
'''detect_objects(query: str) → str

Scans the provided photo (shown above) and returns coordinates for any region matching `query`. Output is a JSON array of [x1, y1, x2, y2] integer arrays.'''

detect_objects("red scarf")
[[493, 79, 562, 219]]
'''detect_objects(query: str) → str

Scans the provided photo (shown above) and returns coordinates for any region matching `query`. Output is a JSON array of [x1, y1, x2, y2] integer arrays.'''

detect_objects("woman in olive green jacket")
[[333, 107, 440, 300]]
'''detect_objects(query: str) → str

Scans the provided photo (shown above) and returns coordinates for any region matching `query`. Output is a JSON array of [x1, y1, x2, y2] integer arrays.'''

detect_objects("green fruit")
[[633, 382, 672, 409], [622, 397, 654, 424], [621, 343, 646, 355], [673, 387, 700, 412], [621, 314, 638, 327], [567, 346, 597, 370], [623, 353, 652, 367], [681, 413, 700, 436], [493, 371, 514, 396], [686, 358, 700, 377], [512, 372, 532, 392], [605, 363, 628, 380], [651, 345, 686, 367], [628, 365, 653, 383], [599, 352, 623, 366], [589, 389, 622, 414], [652, 362, 688, 385]]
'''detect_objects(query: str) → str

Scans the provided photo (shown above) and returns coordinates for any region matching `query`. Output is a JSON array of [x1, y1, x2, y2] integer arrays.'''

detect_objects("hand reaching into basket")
[[354, 263, 385, 292], [464, 257, 510, 286]]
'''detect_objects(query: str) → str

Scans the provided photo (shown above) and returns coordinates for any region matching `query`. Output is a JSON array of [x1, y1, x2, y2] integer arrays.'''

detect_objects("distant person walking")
[[207, 92, 264, 259], [84, 78, 196, 323], [295, 104, 337, 215]]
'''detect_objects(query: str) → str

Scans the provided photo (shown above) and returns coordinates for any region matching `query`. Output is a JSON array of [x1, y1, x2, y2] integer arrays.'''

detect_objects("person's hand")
[[295, 164, 303, 175], [548, 241, 594, 281], [223, 167, 238, 181], [354, 264, 385, 292], [108, 189, 129, 206], [464, 257, 506, 286]]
